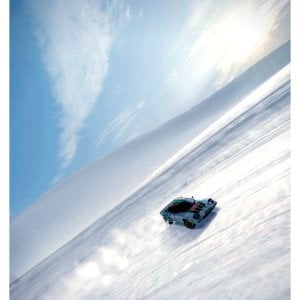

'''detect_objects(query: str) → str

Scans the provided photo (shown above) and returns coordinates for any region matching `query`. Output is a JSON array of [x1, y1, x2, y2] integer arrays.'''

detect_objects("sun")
[[219, 12, 268, 64], [202, 5, 276, 87], [186, 4, 274, 80]]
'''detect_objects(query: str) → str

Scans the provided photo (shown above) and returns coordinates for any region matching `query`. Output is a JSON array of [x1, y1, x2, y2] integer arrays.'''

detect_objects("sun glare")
[[184, 3, 278, 89], [220, 12, 267, 64], [206, 5, 276, 87]]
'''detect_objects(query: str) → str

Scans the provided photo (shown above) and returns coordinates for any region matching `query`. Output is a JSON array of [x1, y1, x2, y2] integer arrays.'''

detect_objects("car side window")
[[169, 203, 188, 213], [167, 207, 175, 213]]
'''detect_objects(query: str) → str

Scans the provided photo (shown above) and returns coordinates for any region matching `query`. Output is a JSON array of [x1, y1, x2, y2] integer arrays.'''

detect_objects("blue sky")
[[10, 0, 290, 217]]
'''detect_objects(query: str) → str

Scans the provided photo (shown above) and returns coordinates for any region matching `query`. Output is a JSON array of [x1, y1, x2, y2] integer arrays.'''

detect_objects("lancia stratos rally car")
[[160, 197, 217, 229]]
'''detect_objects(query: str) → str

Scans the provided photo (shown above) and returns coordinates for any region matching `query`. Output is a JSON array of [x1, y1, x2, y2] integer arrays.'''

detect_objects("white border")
[[3, 1, 294, 299], [0, 0, 9, 299], [291, 0, 299, 298]]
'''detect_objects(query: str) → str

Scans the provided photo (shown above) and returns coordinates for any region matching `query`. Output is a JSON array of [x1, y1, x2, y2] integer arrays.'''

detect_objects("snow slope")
[[10, 62, 290, 299], [10, 42, 290, 281]]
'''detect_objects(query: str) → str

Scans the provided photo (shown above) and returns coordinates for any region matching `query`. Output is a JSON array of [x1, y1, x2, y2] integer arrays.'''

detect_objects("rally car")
[[160, 197, 217, 229]]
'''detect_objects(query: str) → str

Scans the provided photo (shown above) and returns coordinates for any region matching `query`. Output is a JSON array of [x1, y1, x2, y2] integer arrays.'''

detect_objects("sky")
[[10, 0, 290, 217]]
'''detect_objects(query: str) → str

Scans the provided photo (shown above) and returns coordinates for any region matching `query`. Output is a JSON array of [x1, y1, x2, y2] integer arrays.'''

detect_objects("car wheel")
[[184, 220, 195, 229], [168, 220, 173, 225]]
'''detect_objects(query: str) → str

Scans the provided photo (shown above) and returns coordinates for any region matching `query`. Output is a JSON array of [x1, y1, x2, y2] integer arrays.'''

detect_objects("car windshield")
[[168, 198, 195, 213]]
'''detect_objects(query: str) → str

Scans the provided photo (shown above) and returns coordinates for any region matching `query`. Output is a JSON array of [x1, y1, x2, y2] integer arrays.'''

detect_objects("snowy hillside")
[[10, 61, 290, 299], [10, 42, 290, 282]]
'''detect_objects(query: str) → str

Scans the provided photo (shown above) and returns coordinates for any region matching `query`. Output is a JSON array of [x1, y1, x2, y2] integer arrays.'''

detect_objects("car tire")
[[184, 220, 196, 229], [168, 220, 173, 225]]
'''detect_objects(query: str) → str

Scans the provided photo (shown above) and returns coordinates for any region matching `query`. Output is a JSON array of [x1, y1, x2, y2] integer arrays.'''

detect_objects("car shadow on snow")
[[163, 208, 220, 247]]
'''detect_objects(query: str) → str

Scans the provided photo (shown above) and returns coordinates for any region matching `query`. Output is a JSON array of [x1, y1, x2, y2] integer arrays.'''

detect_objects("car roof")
[[171, 197, 192, 203], [160, 197, 194, 214]]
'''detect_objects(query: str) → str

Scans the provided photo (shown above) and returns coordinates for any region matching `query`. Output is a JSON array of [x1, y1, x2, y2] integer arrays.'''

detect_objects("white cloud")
[[96, 100, 144, 148], [164, 71, 179, 86], [28, 0, 130, 168], [50, 170, 67, 187]]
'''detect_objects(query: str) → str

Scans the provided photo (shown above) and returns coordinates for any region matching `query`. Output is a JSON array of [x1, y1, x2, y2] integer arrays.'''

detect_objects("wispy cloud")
[[28, 0, 131, 168], [96, 100, 144, 149]]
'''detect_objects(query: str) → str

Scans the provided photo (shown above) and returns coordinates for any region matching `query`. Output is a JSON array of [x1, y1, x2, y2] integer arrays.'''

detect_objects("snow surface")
[[10, 61, 290, 299], [10, 42, 290, 281]]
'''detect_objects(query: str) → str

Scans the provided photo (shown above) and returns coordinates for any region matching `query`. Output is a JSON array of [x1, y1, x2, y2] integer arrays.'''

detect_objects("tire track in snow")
[[10, 67, 290, 300]]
